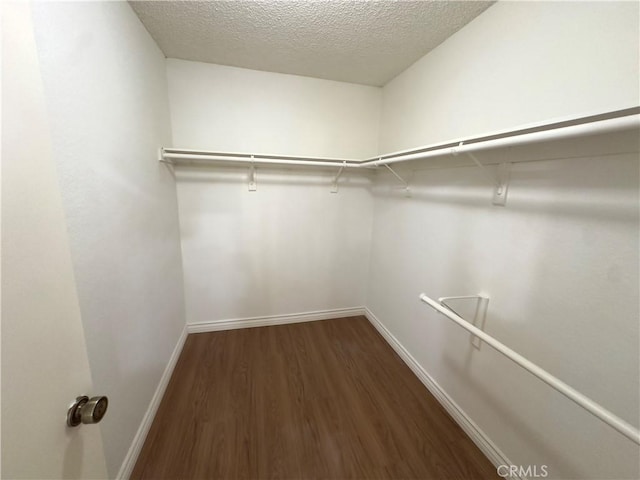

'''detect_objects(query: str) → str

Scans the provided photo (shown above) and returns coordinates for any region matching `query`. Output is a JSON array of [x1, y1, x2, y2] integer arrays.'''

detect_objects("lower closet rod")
[[419, 293, 640, 445]]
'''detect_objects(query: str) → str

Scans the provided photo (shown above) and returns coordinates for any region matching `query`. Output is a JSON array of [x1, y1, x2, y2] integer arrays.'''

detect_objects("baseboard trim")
[[116, 325, 188, 480], [186, 306, 366, 334], [363, 307, 520, 479]]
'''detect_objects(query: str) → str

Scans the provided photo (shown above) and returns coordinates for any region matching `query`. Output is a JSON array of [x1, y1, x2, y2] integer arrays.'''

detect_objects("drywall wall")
[[366, 138, 640, 479], [166, 59, 382, 158], [176, 167, 373, 324], [168, 59, 378, 324], [369, 2, 640, 476], [379, 1, 639, 153], [30, 2, 185, 476], [1, 3, 107, 478]]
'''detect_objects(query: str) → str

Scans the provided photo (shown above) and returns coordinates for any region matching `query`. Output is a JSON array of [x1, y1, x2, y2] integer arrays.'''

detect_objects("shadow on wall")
[[442, 351, 640, 479], [373, 154, 638, 224], [444, 351, 582, 478]]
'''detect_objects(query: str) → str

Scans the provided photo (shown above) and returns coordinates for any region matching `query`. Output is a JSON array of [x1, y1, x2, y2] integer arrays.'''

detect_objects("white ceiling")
[[129, 1, 494, 87]]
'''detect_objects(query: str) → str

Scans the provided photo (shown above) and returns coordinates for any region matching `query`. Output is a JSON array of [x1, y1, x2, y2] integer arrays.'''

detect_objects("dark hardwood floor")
[[132, 316, 498, 479]]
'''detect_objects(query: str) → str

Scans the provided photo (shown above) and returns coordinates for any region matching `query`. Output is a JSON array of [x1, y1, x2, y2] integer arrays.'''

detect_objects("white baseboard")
[[363, 307, 521, 480], [186, 306, 366, 334], [117, 326, 188, 480]]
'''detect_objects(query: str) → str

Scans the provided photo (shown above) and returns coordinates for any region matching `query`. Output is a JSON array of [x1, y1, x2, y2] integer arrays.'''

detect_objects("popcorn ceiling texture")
[[129, 0, 493, 86]]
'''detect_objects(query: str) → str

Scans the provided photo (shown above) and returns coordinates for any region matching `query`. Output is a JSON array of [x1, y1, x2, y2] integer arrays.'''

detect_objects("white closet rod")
[[419, 293, 640, 446], [161, 109, 639, 168], [161, 152, 362, 169]]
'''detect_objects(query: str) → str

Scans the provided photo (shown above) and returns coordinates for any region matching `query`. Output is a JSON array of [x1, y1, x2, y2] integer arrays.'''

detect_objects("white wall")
[[369, 2, 640, 478], [30, 3, 186, 476], [379, 1, 639, 153], [177, 168, 373, 324], [166, 59, 381, 158], [367, 142, 639, 479], [169, 60, 378, 324]]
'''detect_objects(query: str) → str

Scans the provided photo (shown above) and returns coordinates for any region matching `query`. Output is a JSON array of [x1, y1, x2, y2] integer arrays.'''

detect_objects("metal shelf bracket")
[[492, 162, 511, 206], [331, 161, 347, 193], [249, 156, 257, 191], [380, 160, 411, 197], [158, 147, 173, 165], [451, 143, 511, 206]]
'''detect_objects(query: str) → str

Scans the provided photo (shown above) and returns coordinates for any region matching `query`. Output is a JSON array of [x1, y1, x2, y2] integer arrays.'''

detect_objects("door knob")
[[67, 395, 108, 427]]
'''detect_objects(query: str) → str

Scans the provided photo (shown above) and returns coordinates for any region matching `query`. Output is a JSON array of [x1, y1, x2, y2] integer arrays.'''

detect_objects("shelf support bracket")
[[158, 147, 173, 166], [438, 295, 489, 350], [248, 156, 257, 191], [331, 161, 347, 193], [492, 162, 510, 206], [452, 143, 510, 206], [382, 162, 411, 196]]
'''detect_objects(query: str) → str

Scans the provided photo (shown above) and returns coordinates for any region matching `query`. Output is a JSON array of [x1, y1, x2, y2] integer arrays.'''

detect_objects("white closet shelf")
[[160, 107, 639, 169]]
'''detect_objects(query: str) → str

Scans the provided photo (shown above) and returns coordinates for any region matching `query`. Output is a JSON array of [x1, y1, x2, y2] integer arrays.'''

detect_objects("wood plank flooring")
[[132, 316, 498, 479]]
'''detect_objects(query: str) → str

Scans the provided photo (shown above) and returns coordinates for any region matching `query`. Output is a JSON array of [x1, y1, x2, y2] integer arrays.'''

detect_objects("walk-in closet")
[[3, 1, 639, 479]]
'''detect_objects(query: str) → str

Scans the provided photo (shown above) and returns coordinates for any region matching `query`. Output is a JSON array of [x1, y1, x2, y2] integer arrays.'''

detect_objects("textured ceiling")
[[129, 1, 494, 86]]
